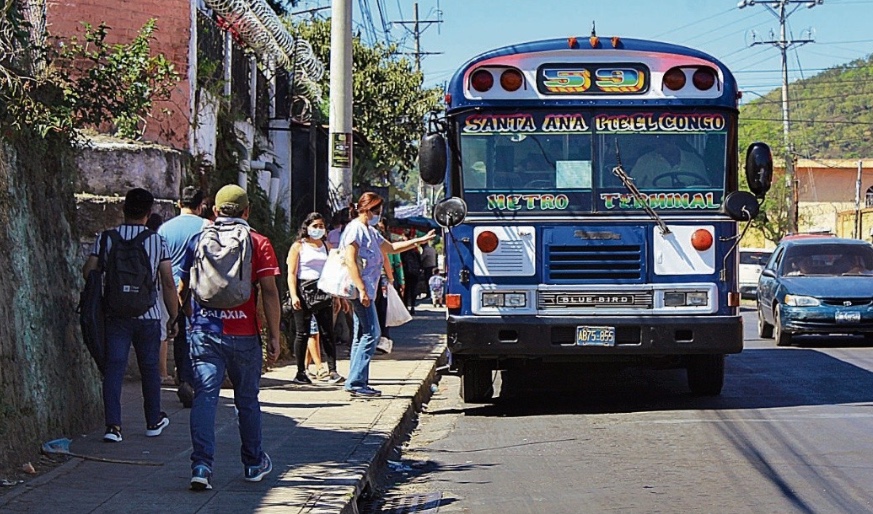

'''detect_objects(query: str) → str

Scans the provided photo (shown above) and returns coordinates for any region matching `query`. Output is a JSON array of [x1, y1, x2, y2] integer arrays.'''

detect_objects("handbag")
[[385, 284, 412, 327], [77, 232, 108, 375], [317, 249, 359, 299], [299, 278, 333, 311]]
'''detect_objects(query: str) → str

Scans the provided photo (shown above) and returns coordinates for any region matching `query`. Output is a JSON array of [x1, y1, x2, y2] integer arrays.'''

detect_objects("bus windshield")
[[459, 109, 730, 214]]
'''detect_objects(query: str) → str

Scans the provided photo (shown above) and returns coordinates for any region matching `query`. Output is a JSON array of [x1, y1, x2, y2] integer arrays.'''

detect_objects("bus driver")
[[632, 141, 706, 188]]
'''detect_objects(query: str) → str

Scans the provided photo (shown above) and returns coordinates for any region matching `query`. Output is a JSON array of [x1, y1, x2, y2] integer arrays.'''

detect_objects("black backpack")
[[103, 229, 157, 318]]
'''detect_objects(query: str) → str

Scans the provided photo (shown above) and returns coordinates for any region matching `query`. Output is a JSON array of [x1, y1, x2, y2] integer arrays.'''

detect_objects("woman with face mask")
[[287, 212, 344, 385], [340, 193, 436, 398]]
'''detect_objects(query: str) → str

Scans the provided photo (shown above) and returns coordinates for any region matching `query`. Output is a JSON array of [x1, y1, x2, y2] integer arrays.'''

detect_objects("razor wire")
[[203, 0, 323, 101]]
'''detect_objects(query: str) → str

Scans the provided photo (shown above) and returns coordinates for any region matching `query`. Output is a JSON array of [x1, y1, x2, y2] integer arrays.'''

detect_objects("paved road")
[[369, 307, 873, 514]]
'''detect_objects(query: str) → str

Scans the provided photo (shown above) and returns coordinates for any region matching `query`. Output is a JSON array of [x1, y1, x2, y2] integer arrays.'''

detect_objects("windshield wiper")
[[612, 141, 671, 236]]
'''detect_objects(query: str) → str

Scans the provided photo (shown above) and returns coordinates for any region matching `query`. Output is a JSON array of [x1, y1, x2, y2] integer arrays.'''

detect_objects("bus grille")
[[547, 245, 643, 281]]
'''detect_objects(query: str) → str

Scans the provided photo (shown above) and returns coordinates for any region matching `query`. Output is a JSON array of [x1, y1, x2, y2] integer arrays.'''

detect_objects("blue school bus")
[[419, 34, 773, 402]]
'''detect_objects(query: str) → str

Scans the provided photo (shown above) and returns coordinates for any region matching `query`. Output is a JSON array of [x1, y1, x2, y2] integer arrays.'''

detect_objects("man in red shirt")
[[178, 185, 281, 491]]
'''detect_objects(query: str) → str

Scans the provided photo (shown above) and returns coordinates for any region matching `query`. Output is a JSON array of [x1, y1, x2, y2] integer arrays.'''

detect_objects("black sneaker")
[[177, 382, 194, 408], [103, 425, 122, 443], [145, 412, 170, 437], [190, 464, 213, 491], [244, 453, 273, 482], [292, 371, 312, 385]]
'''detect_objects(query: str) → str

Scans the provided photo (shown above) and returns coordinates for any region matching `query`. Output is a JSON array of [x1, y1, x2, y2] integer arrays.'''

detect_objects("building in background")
[[47, 0, 328, 220]]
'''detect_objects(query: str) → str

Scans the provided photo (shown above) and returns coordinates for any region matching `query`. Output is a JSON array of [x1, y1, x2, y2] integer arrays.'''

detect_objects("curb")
[[340, 345, 448, 514]]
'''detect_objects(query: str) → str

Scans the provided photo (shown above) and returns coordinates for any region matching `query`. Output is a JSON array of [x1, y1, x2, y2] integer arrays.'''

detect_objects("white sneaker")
[[145, 413, 170, 437]]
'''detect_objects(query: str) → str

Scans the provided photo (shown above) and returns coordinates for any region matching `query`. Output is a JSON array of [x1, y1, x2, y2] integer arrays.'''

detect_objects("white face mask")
[[368, 214, 381, 227], [308, 227, 325, 239]]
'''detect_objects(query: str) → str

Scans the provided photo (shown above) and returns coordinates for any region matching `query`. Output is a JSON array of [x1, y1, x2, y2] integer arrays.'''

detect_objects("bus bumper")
[[446, 314, 743, 359]]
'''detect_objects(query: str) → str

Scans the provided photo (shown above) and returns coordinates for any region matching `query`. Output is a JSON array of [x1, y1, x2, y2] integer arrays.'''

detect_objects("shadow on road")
[[452, 348, 873, 417]]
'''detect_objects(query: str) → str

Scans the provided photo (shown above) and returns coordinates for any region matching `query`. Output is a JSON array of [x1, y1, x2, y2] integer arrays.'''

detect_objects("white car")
[[739, 248, 773, 297]]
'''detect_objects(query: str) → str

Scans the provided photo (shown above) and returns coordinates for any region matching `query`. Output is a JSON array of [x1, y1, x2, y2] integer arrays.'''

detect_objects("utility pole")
[[739, 0, 821, 234], [856, 160, 863, 239], [328, 0, 353, 210], [394, 2, 442, 72]]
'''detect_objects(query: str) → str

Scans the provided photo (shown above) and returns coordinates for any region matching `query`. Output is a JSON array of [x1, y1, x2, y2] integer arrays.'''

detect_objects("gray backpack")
[[191, 222, 253, 309]]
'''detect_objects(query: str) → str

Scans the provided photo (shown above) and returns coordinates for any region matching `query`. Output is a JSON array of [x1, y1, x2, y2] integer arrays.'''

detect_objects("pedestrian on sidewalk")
[[81, 188, 178, 444], [146, 213, 176, 387], [428, 269, 446, 307], [341, 192, 436, 398], [178, 184, 281, 491], [374, 220, 399, 351], [400, 235, 422, 315], [286, 212, 344, 385], [157, 186, 208, 407], [420, 240, 437, 301]]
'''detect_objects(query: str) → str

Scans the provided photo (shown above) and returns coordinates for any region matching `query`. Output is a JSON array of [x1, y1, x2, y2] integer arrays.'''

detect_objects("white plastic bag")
[[317, 249, 358, 299], [385, 285, 412, 327]]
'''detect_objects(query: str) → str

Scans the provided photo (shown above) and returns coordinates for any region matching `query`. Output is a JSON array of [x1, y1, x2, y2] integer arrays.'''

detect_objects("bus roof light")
[[663, 67, 686, 91], [500, 69, 524, 92], [476, 231, 499, 253], [568, 36, 578, 48], [471, 69, 494, 92], [692, 67, 716, 90], [589, 36, 600, 48], [691, 229, 713, 251], [611, 36, 621, 48]]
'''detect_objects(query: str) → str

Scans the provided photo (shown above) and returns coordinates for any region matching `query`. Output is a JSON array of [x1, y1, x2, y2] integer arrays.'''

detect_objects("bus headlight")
[[664, 291, 708, 307], [687, 292, 708, 306], [482, 293, 503, 307], [505, 293, 527, 307], [482, 292, 527, 308]]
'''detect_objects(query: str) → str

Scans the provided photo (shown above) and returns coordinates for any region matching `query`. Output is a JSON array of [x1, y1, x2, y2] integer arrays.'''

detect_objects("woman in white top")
[[287, 213, 344, 385]]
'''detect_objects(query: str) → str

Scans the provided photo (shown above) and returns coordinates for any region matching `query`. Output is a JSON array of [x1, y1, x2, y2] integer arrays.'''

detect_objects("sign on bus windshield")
[[459, 109, 729, 214]]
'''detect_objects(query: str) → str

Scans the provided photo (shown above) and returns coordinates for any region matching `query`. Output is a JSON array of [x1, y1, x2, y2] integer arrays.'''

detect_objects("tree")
[[266, 0, 299, 16], [289, 18, 443, 187]]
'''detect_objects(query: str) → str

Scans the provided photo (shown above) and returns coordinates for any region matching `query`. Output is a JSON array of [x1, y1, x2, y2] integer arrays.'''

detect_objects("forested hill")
[[738, 54, 873, 159]]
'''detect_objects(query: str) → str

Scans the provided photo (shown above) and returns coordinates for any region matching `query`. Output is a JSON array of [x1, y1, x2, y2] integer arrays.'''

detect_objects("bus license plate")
[[836, 311, 860, 323], [576, 326, 616, 346]]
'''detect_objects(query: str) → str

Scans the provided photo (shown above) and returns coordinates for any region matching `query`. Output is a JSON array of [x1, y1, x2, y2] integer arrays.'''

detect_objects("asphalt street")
[[371, 306, 873, 514]]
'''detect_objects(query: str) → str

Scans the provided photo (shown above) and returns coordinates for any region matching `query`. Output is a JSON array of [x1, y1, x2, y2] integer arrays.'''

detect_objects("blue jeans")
[[189, 331, 264, 470], [103, 318, 162, 427], [345, 299, 381, 391]]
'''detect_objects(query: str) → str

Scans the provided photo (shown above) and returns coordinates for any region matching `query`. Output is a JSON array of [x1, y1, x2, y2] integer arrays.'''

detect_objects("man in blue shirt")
[[158, 186, 207, 407]]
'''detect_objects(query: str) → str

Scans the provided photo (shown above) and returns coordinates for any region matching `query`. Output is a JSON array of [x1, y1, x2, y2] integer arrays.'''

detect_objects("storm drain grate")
[[372, 491, 442, 514]]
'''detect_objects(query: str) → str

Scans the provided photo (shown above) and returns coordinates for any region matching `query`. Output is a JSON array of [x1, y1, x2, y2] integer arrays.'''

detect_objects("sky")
[[291, 0, 873, 101]]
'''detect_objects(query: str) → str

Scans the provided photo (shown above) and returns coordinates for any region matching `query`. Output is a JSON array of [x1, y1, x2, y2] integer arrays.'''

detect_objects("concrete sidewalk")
[[0, 305, 446, 514]]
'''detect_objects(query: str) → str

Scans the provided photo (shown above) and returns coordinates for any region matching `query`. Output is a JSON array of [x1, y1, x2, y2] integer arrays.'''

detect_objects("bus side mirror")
[[745, 142, 773, 198], [433, 197, 467, 228], [722, 191, 759, 221], [419, 132, 447, 185]]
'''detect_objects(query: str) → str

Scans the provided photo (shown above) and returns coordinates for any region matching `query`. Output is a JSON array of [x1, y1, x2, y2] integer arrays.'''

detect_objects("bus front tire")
[[461, 361, 494, 403], [686, 354, 725, 396]]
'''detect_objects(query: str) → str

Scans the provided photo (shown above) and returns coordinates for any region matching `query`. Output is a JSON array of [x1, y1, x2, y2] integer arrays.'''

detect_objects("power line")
[[744, 117, 873, 126], [738, 0, 824, 233], [393, 2, 441, 73]]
